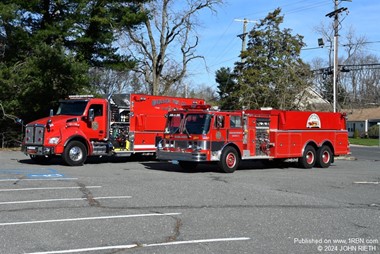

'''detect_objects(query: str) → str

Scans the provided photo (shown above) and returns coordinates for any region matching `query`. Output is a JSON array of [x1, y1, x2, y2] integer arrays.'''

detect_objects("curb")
[[335, 155, 357, 161]]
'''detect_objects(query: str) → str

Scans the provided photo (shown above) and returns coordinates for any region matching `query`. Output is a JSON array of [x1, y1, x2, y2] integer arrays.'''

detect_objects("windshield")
[[183, 114, 211, 135], [165, 113, 183, 134], [56, 101, 88, 116]]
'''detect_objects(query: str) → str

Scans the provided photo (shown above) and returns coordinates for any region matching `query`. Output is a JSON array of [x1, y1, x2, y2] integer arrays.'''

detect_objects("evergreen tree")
[[215, 67, 238, 110], [0, 0, 148, 146], [234, 8, 311, 109], [1, 0, 147, 68]]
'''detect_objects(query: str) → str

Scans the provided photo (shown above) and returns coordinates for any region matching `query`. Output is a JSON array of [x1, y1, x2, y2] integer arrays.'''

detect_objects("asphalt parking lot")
[[0, 147, 379, 254]]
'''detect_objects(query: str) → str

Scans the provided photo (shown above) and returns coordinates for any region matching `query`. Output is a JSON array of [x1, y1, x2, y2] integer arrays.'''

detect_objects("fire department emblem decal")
[[216, 131, 222, 139], [92, 121, 99, 130], [307, 113, 321, 128]]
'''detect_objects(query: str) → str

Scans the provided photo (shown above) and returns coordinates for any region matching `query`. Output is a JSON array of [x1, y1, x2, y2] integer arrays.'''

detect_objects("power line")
[[286, 1, 332, 15], [343, 40, 380, 47], [209, 0, 333, 67], [202, 20, 235, 57], [312, 63, 380, 74], [235, 0, 330, 21], [303, 40, 380, 51]]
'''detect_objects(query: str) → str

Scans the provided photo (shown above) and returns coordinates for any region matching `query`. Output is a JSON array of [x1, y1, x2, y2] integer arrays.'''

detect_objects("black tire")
[[298, 145, 316, 169], [316, 145, 333, 168], [63, 141, 87, 166], [218, 146, 240, 173], [179, 161, 198, 171], [30, 155, 52, 164]]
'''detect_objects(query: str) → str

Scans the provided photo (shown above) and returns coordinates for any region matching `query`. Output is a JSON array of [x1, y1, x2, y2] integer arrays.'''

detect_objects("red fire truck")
[[156, 105, 350, 173], [22, 94, 204, 166]]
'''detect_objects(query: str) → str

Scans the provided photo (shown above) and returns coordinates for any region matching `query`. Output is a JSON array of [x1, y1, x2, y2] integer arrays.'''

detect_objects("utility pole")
[[333, 0, 339, 113], [326, 0, 350, 112], [234, 18, 257, 60]]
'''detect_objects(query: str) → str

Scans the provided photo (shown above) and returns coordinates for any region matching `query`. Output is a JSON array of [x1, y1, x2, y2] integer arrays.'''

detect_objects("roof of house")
[[344, 107, 380, 121], [294, 87, 332, 111]]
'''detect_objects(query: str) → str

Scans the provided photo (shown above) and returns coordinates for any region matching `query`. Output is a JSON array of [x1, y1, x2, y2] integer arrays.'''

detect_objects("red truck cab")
[[22, 94, 204, 166], [157, 106, 350, 173]]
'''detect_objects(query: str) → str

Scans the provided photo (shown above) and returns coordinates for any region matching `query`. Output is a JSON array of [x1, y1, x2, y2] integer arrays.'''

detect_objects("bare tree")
[[124, 0, 222, 95], [0, 102, 23, 148], [89, 67, 143, 95], [311, 23, 380, 107], [314, 22, 334, 67]]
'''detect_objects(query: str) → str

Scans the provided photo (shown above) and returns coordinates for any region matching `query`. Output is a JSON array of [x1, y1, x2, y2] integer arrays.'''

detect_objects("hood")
[[26, 115, 81, 127]]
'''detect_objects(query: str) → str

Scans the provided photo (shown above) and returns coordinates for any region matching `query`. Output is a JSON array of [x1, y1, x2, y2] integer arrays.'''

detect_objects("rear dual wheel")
[[316, 145, 333, 168], [298, 145, 316, 168], [298, 145, 333, 169]]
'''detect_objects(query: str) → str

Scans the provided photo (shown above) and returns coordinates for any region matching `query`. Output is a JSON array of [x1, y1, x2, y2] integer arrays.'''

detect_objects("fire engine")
[[156, 105, 350, 173], [22, 94, 204, 166]]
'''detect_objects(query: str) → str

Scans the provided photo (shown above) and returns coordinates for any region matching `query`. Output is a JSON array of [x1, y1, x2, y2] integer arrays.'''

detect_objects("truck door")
[[86, 102, 108, 140], [227, 114, 244, 144], [210, 114, 227, 152]]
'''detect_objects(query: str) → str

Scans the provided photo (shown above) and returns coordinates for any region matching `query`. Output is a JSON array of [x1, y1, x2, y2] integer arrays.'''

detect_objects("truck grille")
[[25, 125, 45, 145]]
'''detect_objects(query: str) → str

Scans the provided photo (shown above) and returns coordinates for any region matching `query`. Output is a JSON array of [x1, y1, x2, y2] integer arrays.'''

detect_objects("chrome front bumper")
[[156, 149, 207, 162], [22, 145, 55, 156]]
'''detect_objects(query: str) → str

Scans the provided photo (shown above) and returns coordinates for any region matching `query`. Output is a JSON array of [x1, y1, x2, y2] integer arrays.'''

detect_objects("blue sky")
[[187, 0, 380, 90]]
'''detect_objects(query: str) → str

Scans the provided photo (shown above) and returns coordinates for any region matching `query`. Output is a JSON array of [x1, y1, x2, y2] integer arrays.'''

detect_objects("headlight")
[[48, 137, 60, 144], [157, 140, 164, 149]]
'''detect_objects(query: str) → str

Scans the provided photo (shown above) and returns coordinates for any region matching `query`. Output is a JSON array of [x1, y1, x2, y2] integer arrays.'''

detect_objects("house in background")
[[294, 87, 332, 111], [294, 87, 380, 137], [344, 107, 380, 137]]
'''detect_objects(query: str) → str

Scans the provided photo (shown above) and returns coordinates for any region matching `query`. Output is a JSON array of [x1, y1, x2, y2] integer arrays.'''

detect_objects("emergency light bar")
[[182, 104, 211, 110], [68, 95, 94, 99]]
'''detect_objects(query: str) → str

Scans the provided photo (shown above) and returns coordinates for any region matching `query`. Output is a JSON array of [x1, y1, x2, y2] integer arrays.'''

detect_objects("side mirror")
[[15, 118, 24, 126], [88, 108, 94, 122]]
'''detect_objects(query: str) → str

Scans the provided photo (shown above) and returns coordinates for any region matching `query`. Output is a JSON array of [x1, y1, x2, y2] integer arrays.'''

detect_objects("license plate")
[[27, 146, 37, 154]]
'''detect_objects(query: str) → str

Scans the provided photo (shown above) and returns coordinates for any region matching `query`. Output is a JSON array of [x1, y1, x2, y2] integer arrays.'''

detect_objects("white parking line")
[[144, 237, 251, 247], [0, 186, 102, 192], [354, 181, 379, 184], [25, 244, 139, 254], [25, 237, 251, 254], [0, 196, 131, 205], [0, 178, 78, 182], [0, 212, 181, 226]]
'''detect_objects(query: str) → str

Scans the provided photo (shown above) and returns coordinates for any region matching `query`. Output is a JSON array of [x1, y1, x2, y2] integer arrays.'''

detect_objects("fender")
[[301, 140, 318, 155], [318, 140, 334, 152], [63, 134, 92, 155], [211, 142, 241, 161]]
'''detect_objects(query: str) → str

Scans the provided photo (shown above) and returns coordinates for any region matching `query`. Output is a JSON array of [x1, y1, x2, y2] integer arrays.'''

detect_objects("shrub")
[[353, 129, 360, 139], [368, 125, 379, 138]]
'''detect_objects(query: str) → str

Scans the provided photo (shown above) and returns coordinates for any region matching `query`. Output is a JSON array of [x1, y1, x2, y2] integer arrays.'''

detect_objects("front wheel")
[[316, 146, 333, 168], [218, 146, 240, 173], [298, 145, 316, 169], [63, 141, 87, 166]]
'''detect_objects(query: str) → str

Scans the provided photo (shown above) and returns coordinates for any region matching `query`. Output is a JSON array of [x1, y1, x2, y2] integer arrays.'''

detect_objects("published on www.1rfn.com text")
[[293, 237, 378, 252]]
